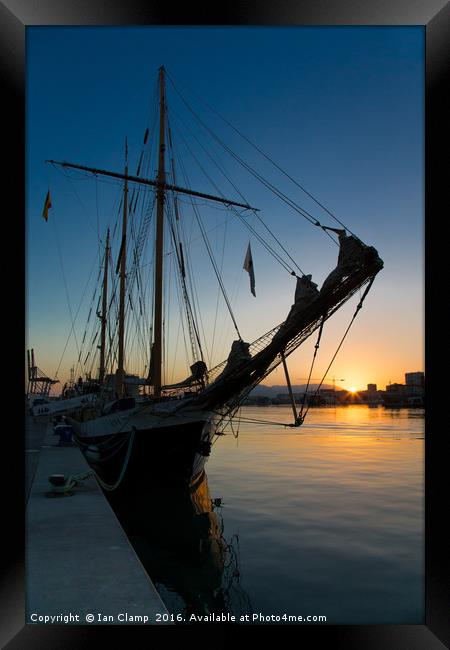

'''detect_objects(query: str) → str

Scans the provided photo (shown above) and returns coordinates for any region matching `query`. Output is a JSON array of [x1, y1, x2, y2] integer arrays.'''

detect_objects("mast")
[[27, 349, 32, 382], [116, 147, 129, 398], [98, 228, 110, 384], [153, 66, 166, 396]]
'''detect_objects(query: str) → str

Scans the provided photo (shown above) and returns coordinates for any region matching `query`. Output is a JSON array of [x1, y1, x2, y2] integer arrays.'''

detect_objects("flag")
[[42, 190, 52, 221], [243, 243, 256, 297]]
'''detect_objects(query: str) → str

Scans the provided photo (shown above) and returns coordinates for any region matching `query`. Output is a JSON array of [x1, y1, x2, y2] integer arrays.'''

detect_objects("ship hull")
[[70, 408, 216, 500]]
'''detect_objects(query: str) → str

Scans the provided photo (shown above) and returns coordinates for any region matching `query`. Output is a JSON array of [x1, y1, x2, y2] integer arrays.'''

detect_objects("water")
[[134, 405, 424, 624]]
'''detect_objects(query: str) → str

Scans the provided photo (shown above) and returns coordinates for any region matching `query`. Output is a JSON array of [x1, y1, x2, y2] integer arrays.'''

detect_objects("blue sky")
[[26, 26, 424, 391]]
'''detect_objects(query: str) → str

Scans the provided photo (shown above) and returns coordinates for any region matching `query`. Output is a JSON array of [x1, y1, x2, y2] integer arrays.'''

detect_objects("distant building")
[[386, 383, 407, 393], [358, 383, 382, 404], [405, 371, 424, 404], [405, 371, 424, 386], [383, 382, 408, 407], [405, 372, 424, 394]]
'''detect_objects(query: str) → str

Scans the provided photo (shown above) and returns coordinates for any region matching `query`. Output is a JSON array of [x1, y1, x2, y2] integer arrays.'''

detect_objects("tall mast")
[[116, 144, 129, 398], [98, 227, 110, 384], [153, 66, 166, 396]]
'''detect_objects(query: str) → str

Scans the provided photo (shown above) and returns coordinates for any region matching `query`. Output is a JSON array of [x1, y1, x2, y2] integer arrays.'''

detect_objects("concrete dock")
[[26, 416, 171, 625]]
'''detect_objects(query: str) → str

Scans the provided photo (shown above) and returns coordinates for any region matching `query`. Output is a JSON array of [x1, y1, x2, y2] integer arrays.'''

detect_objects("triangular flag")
[[243, 243, 256, 297], [42, 190, 52, 221]]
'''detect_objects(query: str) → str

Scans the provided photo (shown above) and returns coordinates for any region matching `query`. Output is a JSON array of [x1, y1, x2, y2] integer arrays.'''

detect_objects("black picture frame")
[[3, 1, 448, 647]]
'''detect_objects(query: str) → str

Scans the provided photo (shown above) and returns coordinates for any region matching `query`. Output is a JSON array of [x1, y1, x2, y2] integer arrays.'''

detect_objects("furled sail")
[[162, 361, 208, 391], [273, 274, 319, 343], [320, 230, 376, 295], [194, 237, 383, 413]]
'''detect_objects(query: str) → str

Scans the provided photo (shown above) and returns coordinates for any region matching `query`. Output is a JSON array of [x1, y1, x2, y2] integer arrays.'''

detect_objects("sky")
[[26, 26, 424, 393]]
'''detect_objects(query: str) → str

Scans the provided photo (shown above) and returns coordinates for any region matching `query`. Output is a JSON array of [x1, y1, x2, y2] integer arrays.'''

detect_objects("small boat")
[[45, 66, 383, 496]]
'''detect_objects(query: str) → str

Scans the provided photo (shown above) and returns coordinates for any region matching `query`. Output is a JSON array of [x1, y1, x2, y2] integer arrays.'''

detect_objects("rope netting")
[[201, 257, 381, 417]]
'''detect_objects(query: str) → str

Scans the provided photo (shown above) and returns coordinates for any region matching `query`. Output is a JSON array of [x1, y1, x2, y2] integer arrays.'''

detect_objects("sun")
[[348, 386, 357, 393]]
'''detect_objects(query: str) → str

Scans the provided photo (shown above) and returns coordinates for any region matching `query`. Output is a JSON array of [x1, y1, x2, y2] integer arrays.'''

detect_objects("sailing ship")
[[45, 66, 383, 497]]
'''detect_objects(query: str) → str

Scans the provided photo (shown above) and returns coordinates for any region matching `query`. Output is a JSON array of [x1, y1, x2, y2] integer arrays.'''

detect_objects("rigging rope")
[[167, 74, 339, 245], [171, 127, 243, 341], [214, 272, 377, 425], [53, 251, 99, 381], [210, 218, 228, 363], [280, 350, 301, 426], [166, 199, 204, 363], [166, 119, 205, 364], [301, 277, 375, 420], [169, 105, 306, 276], [51, 216, 82, 379], [166, 69, 357, 238], [299, 316, 325, 418]]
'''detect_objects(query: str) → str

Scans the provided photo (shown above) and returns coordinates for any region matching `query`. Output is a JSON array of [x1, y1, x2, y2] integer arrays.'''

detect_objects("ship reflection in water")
[[106, 470, 252, 621]]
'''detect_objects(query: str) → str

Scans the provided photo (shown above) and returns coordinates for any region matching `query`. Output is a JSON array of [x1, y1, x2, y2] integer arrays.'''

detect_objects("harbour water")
[[127, 405, 424, 624]]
